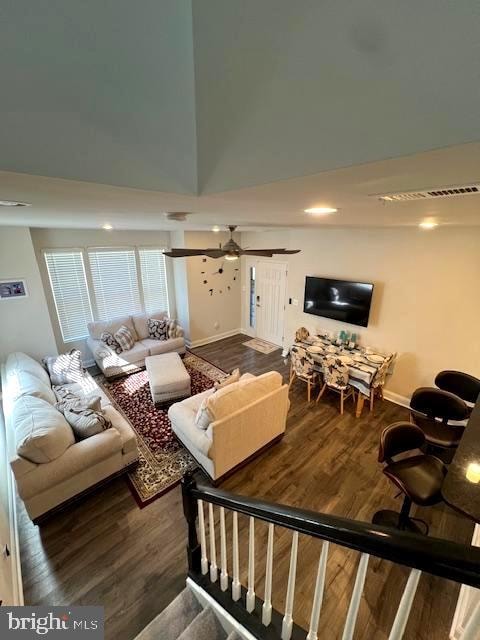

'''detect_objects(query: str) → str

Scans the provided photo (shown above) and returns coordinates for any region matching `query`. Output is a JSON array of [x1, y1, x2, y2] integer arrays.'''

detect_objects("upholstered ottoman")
[[145, 352, 191, 404]]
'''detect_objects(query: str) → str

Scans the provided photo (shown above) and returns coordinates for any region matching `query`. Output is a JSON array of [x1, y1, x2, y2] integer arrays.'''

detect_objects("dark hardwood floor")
[[18, 334, 474, 640]]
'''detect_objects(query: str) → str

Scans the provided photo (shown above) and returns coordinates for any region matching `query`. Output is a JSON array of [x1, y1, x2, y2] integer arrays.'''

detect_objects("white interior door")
[[255, 261, 287, 346]]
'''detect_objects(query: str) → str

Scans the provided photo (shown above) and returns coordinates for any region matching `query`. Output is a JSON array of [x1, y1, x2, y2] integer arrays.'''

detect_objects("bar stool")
[[409, 387, 469, 450], [435, 370, 480, 416], [372, 422, 447, 534]]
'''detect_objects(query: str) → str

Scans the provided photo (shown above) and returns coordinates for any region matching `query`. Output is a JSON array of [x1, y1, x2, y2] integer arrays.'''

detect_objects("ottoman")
[[145, 352, 191, 404]]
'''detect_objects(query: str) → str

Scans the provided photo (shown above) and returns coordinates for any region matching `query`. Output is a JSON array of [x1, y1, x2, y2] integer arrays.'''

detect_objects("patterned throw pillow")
[[42, 349, 84, 385], [56, 394, 112, 440], [148, 318, 168, 340], [166, 319, 177, 339], [114, 325, 135, 352], [101, 331, 122, 354]]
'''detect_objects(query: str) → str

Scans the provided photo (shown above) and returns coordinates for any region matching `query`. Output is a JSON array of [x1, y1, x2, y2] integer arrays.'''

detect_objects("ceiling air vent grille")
[[376, 184, 480, 202]]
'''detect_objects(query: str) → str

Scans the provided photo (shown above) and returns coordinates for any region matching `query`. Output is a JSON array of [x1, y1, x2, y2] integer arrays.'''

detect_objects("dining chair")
[[369, 352, 397, 412], [289, 344, 318, 402], [316, 355, 355, 414]]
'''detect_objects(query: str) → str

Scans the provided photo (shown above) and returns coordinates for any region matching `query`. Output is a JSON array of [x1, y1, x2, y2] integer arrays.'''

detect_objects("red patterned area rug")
[[99, 352, 226, 507]]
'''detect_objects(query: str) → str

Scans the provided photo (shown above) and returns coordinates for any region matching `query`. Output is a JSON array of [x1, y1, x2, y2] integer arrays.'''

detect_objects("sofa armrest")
[[10, 454, 38, 480], [102, 405, 138, 456], [87, 337, 113, 360]]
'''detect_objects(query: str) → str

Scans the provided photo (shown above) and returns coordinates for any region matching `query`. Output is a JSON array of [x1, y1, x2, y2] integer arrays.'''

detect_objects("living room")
[[1, 3, 480, 640]]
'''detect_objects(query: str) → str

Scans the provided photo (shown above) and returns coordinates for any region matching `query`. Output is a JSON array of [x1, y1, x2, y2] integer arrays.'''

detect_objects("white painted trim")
[[187, 328, 243, 349], [383, 390, 410, 409], [187, 577, 258, 640]]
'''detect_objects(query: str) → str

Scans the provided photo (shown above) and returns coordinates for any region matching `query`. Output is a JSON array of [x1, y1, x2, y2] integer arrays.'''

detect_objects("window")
[[44, 246, 170, 342], [44, 250, 93, 341], [139, 248, 169, 315], [88, 248, 142, 321]]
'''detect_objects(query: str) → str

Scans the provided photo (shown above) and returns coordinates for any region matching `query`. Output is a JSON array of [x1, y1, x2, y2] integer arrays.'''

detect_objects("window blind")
[[88, 248, 142, 321], [44, 251, 93, 342], [139, 248, 170, 315]]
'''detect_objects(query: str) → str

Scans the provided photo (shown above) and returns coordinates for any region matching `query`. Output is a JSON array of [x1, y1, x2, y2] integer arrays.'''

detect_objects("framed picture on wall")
[[0, 279, 28, 300]]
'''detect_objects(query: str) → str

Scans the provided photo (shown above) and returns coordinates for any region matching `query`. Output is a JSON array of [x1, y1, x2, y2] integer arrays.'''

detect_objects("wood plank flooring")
[[18, 334, 474, 640]]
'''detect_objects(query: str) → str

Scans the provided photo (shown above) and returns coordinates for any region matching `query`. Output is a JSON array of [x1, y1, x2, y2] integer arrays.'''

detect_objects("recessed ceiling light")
[[0, 200, 31, 207], [419, 220, 438, 230], [102, 223, 113, 230], [304, 207, 337, 215], [212, 225, 220, 233]]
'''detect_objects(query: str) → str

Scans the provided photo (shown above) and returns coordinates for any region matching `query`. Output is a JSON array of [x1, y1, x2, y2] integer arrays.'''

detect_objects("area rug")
[[242, 338, 280, 354], [99, 352, 226, 507]]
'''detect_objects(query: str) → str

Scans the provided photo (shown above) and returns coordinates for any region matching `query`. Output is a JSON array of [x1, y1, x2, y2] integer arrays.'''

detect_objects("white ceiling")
[[1, 142, 480, 230]]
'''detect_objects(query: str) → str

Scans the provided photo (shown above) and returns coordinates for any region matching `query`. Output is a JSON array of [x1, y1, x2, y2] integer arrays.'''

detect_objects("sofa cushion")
[[141, 337, 185, 356], [114, 325, 136, 352], [148, 318, 168, 340], [168, 403, 213, 457], [11, 370, 56, 405], [206, 371, 282, 421], [114, 341, 150, 364], [6, 352, 51, 386], [87, 315, 137, 341], [42, 349, 84, 385], [132, 310, 168, 340], [13, 395, 75, 463]]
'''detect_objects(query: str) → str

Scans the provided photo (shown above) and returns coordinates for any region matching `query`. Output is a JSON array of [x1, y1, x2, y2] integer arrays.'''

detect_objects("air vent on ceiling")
[[375, 184, 480, 202]]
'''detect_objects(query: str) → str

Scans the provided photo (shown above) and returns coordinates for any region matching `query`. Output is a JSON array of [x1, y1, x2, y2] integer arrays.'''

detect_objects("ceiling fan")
[[164, 225, 300, 260]]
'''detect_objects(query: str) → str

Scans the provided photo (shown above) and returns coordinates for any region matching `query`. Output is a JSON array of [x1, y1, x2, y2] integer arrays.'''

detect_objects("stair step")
[[133, 588, 202, 640], [177, 607, 228, 640]]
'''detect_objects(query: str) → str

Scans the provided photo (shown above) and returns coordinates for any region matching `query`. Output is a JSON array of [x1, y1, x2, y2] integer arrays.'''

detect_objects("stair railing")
[[182, 471, 480, 640]]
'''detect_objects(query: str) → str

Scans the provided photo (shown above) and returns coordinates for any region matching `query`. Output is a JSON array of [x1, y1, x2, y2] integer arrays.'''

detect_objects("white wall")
[[0, 227, 57, 361], [30, 228, 173, 362], [241, 227, 480, 399]]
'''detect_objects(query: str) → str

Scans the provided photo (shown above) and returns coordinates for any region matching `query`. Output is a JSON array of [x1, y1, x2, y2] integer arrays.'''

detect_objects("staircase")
[[134, 588, 241, 640]]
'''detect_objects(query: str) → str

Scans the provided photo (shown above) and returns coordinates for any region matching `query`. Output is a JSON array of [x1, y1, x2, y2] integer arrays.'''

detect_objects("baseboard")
[[187, 329, 243, 349], [383, 389, 411, 409]]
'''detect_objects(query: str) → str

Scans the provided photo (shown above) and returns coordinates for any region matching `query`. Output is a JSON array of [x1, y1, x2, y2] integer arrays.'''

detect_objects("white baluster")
[[462, 600, 480, 640], [246, 517, 256, 613], [262, 523, 275, 626], [341, 553, 370, 640], [220, 507, 228, 591], [306, 541, 330, 640], [281, 531, 299, 640], [232, 511, 241, 601], [388, 569, 421, 640], [197, 499, 208, 575], [208, 503, 218, 582]]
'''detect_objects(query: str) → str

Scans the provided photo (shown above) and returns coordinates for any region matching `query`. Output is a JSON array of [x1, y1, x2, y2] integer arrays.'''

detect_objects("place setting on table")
[[294, 328, 393, 417]]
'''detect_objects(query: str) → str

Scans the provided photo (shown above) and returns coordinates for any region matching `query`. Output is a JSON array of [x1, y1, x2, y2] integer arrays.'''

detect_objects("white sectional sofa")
[[87, 310, 185, 379], [168, 371, 289, 483], [1, 352, 139, 522]]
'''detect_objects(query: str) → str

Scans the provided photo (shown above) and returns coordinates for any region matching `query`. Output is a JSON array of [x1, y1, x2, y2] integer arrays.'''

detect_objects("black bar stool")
[[373, 422, 447, 535], [435, 370, 480, 416], [409, 387, 469, 450]]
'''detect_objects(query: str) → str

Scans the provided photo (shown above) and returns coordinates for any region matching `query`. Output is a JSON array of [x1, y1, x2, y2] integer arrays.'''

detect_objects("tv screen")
[[303, 276, 374, 327]]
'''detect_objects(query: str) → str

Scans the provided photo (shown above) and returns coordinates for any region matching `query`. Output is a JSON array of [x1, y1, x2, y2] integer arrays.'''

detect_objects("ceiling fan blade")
[[164, 248, 226, 258], [242, 249, 301, 256]]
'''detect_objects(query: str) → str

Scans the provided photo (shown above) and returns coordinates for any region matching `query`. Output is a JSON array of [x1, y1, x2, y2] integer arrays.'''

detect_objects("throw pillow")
[[56, 395, 112, 440], [195, 397, 213, 430], [166, 319, 177, 339], [42, 349, 84, 386], [114, 325, 135, 352], [101, 331, 122, 354], [148, 318, 168, 340], [214, 368, 241, 391]]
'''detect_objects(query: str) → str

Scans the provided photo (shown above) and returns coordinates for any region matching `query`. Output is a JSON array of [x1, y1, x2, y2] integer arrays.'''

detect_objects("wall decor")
[[199, 257, 240, 297], [0, 279, 28, 300]]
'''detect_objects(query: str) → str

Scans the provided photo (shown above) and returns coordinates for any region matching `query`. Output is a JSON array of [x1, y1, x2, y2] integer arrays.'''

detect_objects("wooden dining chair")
[[289, 344, 318, 402], [369, 353, 396, 412], [316, 355, 355, 415]]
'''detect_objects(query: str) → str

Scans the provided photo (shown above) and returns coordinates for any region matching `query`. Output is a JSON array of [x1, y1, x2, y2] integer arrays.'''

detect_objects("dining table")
[[294, 336, 392, 418]]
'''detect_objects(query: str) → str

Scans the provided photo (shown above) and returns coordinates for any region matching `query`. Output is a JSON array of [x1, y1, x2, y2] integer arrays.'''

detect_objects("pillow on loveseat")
[[148, 318, 168, 340], [101, 331, 122, 354], [42, 349, 84, 385], [114, 325, 135, 352], [13, 395, 75, 463]]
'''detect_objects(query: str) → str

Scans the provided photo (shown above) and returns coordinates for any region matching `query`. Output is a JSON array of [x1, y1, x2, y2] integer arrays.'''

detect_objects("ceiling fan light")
[[225, 253, 239, 261]]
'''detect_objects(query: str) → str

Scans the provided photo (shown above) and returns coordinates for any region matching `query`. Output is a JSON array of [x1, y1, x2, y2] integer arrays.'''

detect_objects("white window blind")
[[139, 248, 169, 315], [44, 251, 93, 342], [88, 248, 142, 321]]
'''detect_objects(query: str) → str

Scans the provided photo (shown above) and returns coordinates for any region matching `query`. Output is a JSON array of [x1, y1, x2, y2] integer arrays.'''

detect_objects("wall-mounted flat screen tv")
[[303, 276, 374, 327]]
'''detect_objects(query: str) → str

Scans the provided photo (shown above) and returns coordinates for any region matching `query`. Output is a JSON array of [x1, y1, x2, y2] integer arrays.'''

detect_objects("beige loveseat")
[[1, 352, 138, 522], [87, 310, 185, 378], [168, 371, 289, 483]]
